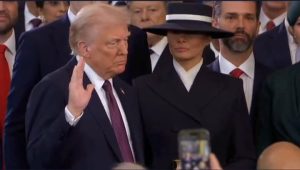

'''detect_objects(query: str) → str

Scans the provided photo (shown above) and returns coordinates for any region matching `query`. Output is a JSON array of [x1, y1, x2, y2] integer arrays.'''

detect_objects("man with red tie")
[[0, 1, 18, 169], [25, 4, 144, 169], [208, 1, 270, 127]]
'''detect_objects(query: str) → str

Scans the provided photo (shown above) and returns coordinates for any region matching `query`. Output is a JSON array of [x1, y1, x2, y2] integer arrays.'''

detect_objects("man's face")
[[167, 31, 210, 67], [262, 1, 288, 11], [85, 23, 130, 78], [0, 1, 18, 35], [129, 1, 166, 29], [214, 1, 259, 53]]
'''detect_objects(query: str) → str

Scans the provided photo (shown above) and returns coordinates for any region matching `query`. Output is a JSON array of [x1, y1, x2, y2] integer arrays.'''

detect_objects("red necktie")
[[102, 80, 134, 162], [230, 68, 244, 78], [0, 44, 9, 135], [266, 20, 275, 31]]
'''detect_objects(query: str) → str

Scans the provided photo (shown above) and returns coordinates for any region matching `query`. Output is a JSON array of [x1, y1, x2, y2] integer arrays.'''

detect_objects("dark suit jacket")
[[254, 22, 292, 71], [256, 62, 300, 155], [5, 14, 149, 169], [14, 1, 26, 44], [207, 59, 271, 127], [134, 65, 256, 170], [152, 45, 173, 74], [25, 58, 144, 169]]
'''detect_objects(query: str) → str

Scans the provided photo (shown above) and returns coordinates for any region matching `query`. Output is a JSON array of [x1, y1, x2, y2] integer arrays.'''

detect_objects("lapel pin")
[[120, 88, 125, 95]]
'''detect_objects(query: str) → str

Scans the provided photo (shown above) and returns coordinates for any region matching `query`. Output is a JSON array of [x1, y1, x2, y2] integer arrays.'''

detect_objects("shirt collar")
[[68, 8, 77, 24], [24, 2, 38, 25], [150, 37, 168, 56], [3, 30, 16, 56], [76, 56, 112, 90], [260, 9, 286, 28], [173, 58, 203, 91], [219, 52, 255, 79]]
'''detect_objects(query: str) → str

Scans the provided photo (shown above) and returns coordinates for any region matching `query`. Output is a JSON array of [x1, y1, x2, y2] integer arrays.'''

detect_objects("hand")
[[67, 57, 94, 118]]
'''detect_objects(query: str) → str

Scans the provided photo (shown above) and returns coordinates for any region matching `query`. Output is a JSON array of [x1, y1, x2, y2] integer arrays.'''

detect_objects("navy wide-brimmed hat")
[[144, 3, 233, 39]]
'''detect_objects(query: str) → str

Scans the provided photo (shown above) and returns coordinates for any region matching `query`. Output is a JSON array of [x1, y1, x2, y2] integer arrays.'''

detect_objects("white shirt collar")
[[150, 37, 168, 56], [24, 2, 37, 25], [219, 52, 255, 79], [173, 58, 203, 91], [4, 30, 16, 56], [259, 9, 286, 33], [68, 8, 77, 24], [285, 18, 298, 64]]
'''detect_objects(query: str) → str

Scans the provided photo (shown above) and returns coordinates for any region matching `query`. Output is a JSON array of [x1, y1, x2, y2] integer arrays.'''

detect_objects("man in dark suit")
[[135, 3, 256, 169], [256, 1, 300, 156], [208, 1, 270, 126], [25, 4, 144, 169], [128, 1, 171, 74], [253, 2, 299, 71], [4, 1, 149, 169]]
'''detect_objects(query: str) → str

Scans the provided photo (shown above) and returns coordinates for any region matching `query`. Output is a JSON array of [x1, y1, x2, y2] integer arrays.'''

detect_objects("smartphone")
[[178, 129, 210, 170]]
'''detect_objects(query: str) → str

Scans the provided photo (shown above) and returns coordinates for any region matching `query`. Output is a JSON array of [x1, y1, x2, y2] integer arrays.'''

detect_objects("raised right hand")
[[67, 57, 94, 118]]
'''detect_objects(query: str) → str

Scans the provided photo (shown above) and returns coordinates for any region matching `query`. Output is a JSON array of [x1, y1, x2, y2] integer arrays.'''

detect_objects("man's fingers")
[[76, 57, 85, 81], [86, 84, 95, 95]]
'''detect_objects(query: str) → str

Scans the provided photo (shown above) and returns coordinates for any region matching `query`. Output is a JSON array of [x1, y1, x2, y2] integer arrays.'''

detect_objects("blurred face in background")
[[37, 1, 69, 24], [128, 1, 166, 46], [0, 1, 18, 35]]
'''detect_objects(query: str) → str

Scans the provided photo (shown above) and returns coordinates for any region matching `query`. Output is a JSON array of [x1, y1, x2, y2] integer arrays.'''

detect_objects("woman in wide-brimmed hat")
[[134, 2, 256, 170]]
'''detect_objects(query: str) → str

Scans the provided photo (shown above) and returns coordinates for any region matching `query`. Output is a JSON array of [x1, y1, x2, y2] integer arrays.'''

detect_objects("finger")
[[210, 153, 222, 170], [86, 84, 95, 95], [70, 64, 78, 83], [76, 57, 85, 82]]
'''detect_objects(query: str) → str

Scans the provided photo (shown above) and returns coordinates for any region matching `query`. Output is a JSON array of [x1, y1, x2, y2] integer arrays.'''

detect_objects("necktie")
[[0, 44, 9, 135], [230, 68, 244, 78], [30, 18, 42, 28], [266, 20, 275, 31], [296, 47, 300, 63], [102, 80, 134, 162]]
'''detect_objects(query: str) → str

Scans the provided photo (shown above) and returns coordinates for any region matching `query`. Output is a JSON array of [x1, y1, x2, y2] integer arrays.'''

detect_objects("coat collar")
[[146, 65, 225, 124]]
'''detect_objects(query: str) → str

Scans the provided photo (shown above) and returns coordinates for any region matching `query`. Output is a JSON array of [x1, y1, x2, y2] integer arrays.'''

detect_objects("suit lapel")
[[189, 66, 225, 114], [153, 45, 173, 74], [207, 58, 220, 72], [271, 23, 292, 66], [148, 66, 203, 124], [52, 15, 72, 60], [82, 73, 123, 161], [113, 78, 144, 162]]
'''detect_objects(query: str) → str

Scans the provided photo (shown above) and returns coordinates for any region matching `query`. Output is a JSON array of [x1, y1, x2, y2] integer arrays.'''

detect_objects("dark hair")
[[35, 1, 70, 9], [213, 1, 261, 19], [35, 0, 44, 8]]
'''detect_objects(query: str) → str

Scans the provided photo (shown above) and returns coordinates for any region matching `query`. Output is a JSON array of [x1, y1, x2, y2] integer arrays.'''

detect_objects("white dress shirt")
[[24, 3, 39, 31], [67, 8, 76, 24], [259, 9, 286, 34], [173, 59, 203, 92], [150, 37, 168, 71], [3, 30, 16, 77], [285, 19, 298, 64], [65, 56, 135, 158], [219, 53, 255, 113]]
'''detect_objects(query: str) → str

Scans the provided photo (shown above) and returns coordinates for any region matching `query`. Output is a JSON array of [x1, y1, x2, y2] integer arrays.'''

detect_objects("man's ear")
[[77, 41, 90, 58]]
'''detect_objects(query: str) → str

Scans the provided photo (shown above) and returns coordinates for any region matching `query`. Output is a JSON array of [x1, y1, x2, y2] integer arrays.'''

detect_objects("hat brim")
[[144, 22, 233, 39]]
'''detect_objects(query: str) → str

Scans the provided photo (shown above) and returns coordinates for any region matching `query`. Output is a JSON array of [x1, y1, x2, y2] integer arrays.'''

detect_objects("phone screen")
[[178, 129, 210, 170]]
